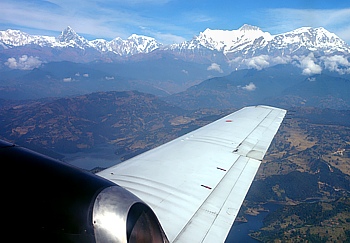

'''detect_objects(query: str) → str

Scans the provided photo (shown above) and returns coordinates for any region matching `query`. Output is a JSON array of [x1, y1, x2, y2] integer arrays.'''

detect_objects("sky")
[[1, 0, 350, 44]]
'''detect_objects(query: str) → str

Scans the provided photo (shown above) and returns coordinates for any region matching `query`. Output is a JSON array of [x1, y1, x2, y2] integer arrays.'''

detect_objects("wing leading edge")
[[98, 105, 286, 242]]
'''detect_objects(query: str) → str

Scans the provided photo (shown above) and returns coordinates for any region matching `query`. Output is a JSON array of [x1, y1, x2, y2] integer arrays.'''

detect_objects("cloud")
[[240, 54, 348, 75], [299, 53, 322, 75], [242, 82, 256, 91], [5, 58, 17, 69], [0, 1, 131, 39], [271, 56, 292, 65], [336, 25, 350, 45], [207, 63, 223, 73], [182, 11, 214, 23], [5, 55, 42, 70], [0, 0, 189, 42], [322, 55, 350, 74], [229, 55, 293, 70], [63, 77, 72, 82], [245, 55, 270, 70], [230, 53, 348, 76], [102, 0, 171, 5], [240, 53, 348, 75]]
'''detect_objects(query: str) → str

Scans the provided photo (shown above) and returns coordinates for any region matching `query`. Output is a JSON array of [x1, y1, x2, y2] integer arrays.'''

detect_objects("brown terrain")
[[1, 91, 349, 242]]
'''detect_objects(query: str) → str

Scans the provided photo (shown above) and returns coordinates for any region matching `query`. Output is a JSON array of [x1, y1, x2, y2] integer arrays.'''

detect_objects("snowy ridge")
[[0, 26, 162, 56], [0, 25, 349, 63], [267, 27, 349, 54], [168, 24, 273, 54], [89, 34, 162, 56], [168, 24, 350, 57], [0, 29, 57, 47]]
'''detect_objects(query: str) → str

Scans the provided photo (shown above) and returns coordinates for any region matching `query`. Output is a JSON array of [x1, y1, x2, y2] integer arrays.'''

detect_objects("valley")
[[1, 91, 349, 242], [1, 23, 350, 242]]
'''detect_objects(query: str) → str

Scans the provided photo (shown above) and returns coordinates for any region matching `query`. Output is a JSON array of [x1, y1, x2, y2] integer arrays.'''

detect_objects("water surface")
[[63, 144, 122, 170], [226, 203, 282, 242]]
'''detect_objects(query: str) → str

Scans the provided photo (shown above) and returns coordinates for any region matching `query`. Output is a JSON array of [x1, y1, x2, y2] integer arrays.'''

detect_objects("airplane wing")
[[98, 105, 286, 242]]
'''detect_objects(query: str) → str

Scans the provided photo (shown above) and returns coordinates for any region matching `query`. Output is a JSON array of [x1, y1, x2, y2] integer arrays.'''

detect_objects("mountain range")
[[166, 25, 350, 62], [0, 26, 161, 57], [1, 25, 349, 70], [1, 24, 350, 110]]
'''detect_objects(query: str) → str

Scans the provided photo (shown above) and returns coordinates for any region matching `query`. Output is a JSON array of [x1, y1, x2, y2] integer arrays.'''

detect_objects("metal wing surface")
[[98, 105, 286, 242]]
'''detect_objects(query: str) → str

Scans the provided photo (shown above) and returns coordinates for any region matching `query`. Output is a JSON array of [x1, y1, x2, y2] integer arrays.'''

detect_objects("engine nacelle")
[[1, 139, 168, 242], [93, 186, 168, 243]]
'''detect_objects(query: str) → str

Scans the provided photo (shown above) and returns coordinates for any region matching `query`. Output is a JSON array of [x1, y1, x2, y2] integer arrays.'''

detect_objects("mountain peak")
[[128, 34, 156, 41], [56, 26, 91, 49], [182, 25, 273, 53], [57, 26, 78, 41], [286, 26, 335, 36], [239, 24, 260, 32], [276, 26, 348, 52], [65, 26, 74, 32]]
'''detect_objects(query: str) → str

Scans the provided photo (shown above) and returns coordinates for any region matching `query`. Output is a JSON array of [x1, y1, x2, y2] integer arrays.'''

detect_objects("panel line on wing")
[[201, 158, 252, 242], [202, 158, 262, 243], [234, 108, 285, 161], [183, 137, 235, 149], [233, 109, 273, 151], [173, 155, 251, 242], [108, 174, 187, 198]]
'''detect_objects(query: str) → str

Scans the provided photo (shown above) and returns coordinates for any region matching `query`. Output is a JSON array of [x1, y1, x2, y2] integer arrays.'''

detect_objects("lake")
[[63, 144, 123, 170], [226, 203, 282, 242]]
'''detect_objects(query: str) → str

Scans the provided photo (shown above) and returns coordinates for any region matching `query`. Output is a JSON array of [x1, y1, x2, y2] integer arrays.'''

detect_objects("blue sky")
[[1, 0, 350, 44]]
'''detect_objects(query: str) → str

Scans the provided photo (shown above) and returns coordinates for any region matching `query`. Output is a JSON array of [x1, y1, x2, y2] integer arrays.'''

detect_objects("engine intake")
[[93, 186, 168, 243]]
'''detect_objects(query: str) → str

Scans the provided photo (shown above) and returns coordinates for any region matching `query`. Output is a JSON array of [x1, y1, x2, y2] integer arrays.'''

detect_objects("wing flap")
[[173, 156, 261, 243], [98, 105, 286, 242], [235, 106, 286, 160]]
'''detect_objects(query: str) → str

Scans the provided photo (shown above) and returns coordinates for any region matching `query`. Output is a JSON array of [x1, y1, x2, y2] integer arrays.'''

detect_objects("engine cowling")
[[1, 139, 168, 242], [93, 186, 168, 243]]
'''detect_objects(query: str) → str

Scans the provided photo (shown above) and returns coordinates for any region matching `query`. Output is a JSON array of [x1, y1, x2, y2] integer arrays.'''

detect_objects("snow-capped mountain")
[[168, 24, 350, 58], [0, 26, 162, 57], [168, 24, 273, 54], [0, 25, 349, 69], [162, 24, 350, 71], [264, 27, 349, 55], [90, 34, 162, 56], [0, 29, 57, 48], [56, 26, 91, 49]]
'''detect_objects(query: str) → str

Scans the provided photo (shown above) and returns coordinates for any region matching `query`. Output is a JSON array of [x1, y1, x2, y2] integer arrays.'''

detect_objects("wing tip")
[[255, 104, 286, 111]]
